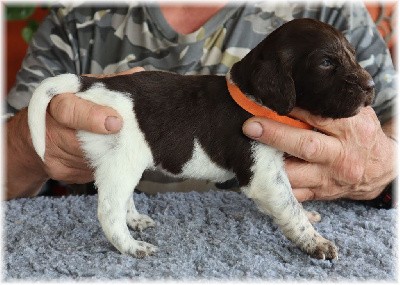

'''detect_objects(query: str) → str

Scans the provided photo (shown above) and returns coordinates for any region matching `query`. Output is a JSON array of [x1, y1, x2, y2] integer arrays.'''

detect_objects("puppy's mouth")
[[342, 99, 373, 118], [317, 95, 372, 119], [349, 89, 375, 117], [364, 88, 375, 106], [351, 92, 374, 116], [341, 85, 375, 117]]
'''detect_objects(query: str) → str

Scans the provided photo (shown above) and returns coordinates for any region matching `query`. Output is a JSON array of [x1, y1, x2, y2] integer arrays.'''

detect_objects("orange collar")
[[226, 79, 312, 130]]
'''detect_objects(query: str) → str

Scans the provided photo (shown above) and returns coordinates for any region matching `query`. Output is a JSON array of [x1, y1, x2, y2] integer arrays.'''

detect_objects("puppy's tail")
[[28, 74, 81, 161]]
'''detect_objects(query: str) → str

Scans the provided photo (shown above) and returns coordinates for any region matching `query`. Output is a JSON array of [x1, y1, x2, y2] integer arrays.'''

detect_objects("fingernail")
[[243, 121, 263, 138], [105, 116, 122, 132]]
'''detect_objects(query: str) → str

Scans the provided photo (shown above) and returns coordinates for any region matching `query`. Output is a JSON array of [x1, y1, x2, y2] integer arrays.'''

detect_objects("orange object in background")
[[6, 8, 48, 94], [366, 2, 397, 68]]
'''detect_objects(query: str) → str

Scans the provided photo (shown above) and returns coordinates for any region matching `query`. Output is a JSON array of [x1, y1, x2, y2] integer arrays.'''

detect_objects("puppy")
[[28, 19, 374, 260]]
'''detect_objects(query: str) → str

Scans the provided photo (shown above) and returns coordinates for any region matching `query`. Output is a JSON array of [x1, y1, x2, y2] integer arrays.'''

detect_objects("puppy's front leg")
[[242, 143, 338, 260]]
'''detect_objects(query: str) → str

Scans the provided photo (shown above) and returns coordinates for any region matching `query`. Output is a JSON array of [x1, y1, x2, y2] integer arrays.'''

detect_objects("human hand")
[[42, 67, 145, 184], [242, 106, 396, 202], [7, 67, 145, 199]]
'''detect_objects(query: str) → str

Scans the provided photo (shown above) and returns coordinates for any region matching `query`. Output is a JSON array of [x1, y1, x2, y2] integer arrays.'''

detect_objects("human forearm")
[[6, 108, 49, 200]]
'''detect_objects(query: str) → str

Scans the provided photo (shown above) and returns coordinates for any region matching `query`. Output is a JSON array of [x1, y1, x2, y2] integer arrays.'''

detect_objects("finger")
[[47, 123, 82, 159], [46, 114, 81, 153], [49, 93, 123, 134], [288, 107, 336, 134], [62, 170, 94, 184], [115, 67, 145, 75], [292, 188, 315, 202], [293, 187, 346, 202], [57, 131, 85, 161], [45, 100, 96, 184], [243, 118, 342, 164], [46, 116, 89, 171], [285, 158, 325, 189], [45, 158, 94, 184], [82, 67, 145, 78], [289, 106, 379, 137]]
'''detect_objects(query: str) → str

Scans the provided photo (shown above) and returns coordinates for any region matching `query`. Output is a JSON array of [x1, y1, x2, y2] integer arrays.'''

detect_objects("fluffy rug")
[[3, 190, 397, 281]]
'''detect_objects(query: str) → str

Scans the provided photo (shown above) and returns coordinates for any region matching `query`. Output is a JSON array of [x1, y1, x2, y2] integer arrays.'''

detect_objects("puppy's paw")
[[123, 241, 158, 258], [132, 241, 158, 258], [127, 214, 156, 231], [310, 238, 338, 260], [305, 210, 321, 224]]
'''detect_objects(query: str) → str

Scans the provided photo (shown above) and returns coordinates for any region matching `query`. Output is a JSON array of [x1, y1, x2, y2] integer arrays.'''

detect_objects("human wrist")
[[364, 134, 397, 208], [365, 179, 396, 209], [6, 108, 49, 199], [381, 117, 396, 142]]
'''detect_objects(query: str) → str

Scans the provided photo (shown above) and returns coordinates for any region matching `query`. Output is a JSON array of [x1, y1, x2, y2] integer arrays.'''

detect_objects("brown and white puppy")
[[28, 19, 374, 260]]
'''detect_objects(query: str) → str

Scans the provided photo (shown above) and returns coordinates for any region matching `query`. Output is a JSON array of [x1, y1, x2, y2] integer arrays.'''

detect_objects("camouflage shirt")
[[7, 2, 396, 193], [8, 1, 396, 119]]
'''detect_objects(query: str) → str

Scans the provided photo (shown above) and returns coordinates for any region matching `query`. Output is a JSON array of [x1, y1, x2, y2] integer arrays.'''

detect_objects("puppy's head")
[[230, 18, 374, 118]]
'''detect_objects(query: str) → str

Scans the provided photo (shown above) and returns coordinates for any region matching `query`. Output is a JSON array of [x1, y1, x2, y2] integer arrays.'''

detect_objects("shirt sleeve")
[[7, 7, 78, 113]]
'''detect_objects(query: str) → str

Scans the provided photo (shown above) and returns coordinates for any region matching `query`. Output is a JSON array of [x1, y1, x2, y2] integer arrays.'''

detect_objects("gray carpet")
[[3, 190, 398, 281]]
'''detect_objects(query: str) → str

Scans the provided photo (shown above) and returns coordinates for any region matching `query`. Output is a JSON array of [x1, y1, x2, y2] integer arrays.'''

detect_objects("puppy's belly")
[[154, 138, 235, 183]]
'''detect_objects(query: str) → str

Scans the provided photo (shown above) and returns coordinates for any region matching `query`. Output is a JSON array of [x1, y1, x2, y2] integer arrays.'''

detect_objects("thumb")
[[292, 188, 315, 202], [115, 66, 145, 75], [83, 67, 145, 78], [50, 68, 145, 133], [49, 93, 123, 134]]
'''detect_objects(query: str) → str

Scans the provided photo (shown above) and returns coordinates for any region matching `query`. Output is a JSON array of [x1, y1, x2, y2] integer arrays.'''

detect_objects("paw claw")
[[125, 241, 157, 258], [135, 250, 146, 259], [310, 239, 338, 260], [127, 214, 156, 231]]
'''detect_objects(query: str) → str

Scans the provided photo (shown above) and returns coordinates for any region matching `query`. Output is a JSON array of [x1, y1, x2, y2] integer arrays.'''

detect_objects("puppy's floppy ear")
[[251, 57, 296, 115]]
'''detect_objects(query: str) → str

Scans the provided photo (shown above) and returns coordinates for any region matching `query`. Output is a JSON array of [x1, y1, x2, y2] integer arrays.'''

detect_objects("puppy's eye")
[[320, 58, 333, 68]]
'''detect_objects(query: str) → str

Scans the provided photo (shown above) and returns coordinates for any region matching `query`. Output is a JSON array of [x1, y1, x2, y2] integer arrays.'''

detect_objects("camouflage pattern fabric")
[[7, 2, 396, 193]]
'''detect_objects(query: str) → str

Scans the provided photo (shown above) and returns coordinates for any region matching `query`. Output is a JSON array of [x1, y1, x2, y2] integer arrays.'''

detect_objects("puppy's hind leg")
[[97, 163, 157, 258], [76, 87, 156, 258], [241, 143, 337, 260], [78, 131, 156, 258], [127, 195, 156, 231]]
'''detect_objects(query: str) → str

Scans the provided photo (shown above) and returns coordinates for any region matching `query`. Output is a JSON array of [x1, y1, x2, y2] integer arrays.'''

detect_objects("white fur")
[[178, 139, 234, 182], [147, 139, 234, 183]]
